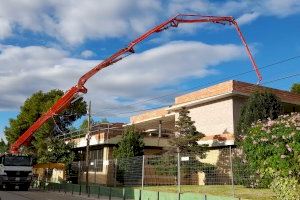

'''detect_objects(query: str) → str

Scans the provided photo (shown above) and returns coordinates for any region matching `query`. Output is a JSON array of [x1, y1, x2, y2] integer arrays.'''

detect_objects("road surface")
[[0, 188, 122, 200]]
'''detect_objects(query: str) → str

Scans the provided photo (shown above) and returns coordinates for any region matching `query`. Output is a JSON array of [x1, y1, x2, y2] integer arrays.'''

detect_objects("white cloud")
[[236, 12, 260, 25], [0, 18, 11, 39], [167, 0, 300, 26], [80, 50, 95, 58], [262, 0, 300, 17], [0, 41, 244, 116], [0, 0, 299, 43], [48, 0, 162, 44]]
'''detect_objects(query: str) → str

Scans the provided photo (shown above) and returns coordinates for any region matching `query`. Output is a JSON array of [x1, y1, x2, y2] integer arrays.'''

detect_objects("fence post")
[[123, 187, 126, 200], [177, 152, 181, 194], [229, 146, 235, 198], [109, 187, 112, 200], [139, 189, 142, 200], [79, 183, 82, 195], [114, 159, 117, 187], [142, 155, 145, 190], [97, 185, 101, 198], [43, 181, 46, 190], [94, 159, 97, 184]]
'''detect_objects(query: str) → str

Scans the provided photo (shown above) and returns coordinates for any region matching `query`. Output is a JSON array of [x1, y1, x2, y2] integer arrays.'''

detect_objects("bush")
[[270, 176, 300, 200], [241, 113, 300, 187]]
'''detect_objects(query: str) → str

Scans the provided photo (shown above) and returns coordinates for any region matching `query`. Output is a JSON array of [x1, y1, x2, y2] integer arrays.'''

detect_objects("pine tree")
[[156, 108, 210, 184], [4, 89, 86, 164], [0, 139, 7, 154], [112, 126, 144, 183], [113, 126, 144, 159], [170, 108, 206, 154], [237, 91, 282, 135]]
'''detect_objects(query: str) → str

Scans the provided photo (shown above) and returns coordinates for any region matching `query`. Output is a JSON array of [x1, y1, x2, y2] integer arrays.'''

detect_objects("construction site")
[[0, 1, 300, 200]]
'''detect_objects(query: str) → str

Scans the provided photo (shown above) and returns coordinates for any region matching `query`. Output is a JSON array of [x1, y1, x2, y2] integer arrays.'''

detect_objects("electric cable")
[[99, 72, 300, 117], [93, 55, 300, 115]]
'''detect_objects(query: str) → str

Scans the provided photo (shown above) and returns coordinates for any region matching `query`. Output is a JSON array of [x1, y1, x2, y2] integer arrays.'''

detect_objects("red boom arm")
[[10, 14, 262, 153]]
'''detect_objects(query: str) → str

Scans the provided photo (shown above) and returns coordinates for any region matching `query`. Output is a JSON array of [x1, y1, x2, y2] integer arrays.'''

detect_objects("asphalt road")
[[0, 188, 121, 200]]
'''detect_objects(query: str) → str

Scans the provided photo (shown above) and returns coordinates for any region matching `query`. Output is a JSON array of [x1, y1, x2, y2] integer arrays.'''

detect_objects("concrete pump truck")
[[3, 14, 262, 190]]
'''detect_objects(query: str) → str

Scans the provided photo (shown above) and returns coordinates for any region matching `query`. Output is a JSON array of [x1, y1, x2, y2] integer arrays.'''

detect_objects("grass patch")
[[138, 185, 276, 200]]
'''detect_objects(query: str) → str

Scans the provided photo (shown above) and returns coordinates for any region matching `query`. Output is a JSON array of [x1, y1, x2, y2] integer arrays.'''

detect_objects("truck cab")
[[0, 154, 33, 190]]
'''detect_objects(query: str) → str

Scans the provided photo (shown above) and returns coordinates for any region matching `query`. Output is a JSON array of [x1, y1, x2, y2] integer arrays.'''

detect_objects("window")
[[3, 156, 32, 166], [89, 149, 103, 172]]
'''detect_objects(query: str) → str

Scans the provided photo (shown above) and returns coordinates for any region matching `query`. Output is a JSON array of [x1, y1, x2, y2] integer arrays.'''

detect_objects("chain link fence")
[[34, 147, 275, 199], [72, 147, 247, 195]]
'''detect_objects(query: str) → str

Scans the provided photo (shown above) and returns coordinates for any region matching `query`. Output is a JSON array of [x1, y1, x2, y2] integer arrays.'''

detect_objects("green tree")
[[79, 118, 95, 130], [0, 139, 8, 154], [235, 91, 282, 187], [291, 83, 300, 94], [237, 91, 282, 136], [4, 89, 86, 164], [113, 126, 144, 159], [155, 108, 211, 184], [113, 126, 144, 184], [38, 137, 75, 165], [170, 108, 206, 154]]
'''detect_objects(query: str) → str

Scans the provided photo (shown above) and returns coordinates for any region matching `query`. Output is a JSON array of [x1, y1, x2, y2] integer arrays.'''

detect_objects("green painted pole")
[[97, 185, 101, 199], [109, 187, 112, 200]]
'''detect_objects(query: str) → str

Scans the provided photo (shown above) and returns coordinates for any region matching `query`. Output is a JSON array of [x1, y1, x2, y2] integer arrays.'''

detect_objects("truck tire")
[[19, 184, 29, 191], [6, 184, 15, 191]]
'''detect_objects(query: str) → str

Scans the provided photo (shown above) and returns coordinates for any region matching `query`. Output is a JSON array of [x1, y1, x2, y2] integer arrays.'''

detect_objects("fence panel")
[[34, 147, 275, 199]]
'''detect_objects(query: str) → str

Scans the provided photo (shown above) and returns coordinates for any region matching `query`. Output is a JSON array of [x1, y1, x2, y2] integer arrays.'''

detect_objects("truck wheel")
[[19, 184, 29, 191], [6, 184, 15, 191]]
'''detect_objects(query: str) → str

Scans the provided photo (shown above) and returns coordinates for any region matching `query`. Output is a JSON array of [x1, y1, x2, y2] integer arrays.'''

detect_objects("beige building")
[[65, 80, 300, 185], [64, 122, 170, 185], [129, 80, 300, 185], [130, 80, 300, 147]]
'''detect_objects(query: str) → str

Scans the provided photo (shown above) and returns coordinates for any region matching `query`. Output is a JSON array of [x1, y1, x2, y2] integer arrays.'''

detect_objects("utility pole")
[[85, 101, 91, 193]]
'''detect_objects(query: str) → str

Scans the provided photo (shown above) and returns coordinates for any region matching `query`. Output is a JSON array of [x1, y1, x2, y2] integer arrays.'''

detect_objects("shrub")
[[241, 113, 300, 187], [270, 176, 300, 200]]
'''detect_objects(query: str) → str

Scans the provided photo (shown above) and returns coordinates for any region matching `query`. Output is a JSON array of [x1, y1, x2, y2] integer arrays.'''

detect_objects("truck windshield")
[[3, 156, 32, 166]]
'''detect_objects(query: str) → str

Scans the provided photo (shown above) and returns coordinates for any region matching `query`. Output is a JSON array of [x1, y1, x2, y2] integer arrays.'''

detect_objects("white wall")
[[182, 98, 235, 136]]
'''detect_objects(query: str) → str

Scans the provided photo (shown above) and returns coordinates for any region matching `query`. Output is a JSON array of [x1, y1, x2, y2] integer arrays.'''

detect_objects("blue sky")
[[0, 0, 300, 140]]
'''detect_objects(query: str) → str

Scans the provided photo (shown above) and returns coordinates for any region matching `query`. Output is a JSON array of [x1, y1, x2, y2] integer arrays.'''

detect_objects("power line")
[[61, 72, 300, 136], [97, 72, 300, 117], [6, 55, 300, 139], [93, 55, 300, 116], [57, 122, 124, 138]]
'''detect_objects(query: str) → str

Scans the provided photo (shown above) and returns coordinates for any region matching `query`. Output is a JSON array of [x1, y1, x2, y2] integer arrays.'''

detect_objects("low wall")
[[42, 183, 239, 200]]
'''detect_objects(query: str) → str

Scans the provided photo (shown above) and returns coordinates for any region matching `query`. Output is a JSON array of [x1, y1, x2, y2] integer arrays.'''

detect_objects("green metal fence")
[[39, 182, 240, 200]]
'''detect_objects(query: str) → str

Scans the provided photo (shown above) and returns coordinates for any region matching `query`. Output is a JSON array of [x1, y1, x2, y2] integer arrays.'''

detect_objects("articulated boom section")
[[10, 14, 262, 153]]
